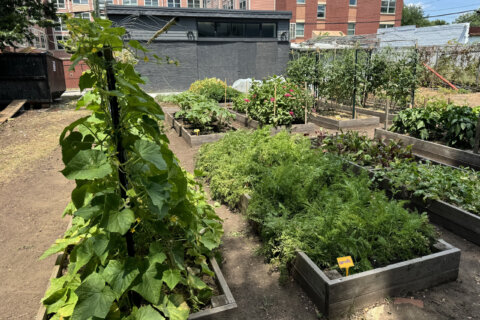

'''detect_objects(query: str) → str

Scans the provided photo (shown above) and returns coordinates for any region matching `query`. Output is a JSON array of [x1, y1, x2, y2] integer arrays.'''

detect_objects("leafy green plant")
[[189, 78, 241, 102], [232, 76, 314, 126], [196, 129, 437, 277], [391, 101, 480, 149], [40, 17, 223, 320], [315, 131, 414, 167], [378, 160, 480, 215], [175, 99, 235, 134]]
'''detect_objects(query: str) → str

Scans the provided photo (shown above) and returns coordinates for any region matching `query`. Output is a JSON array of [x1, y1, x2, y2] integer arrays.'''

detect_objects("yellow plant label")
[[337, 256, 354, 276]]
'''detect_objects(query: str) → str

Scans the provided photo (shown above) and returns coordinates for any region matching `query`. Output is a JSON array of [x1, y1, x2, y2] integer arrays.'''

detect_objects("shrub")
[[232, 76, 314, 126], [189, 78, 241, 102], [176, 99, 235, 133]]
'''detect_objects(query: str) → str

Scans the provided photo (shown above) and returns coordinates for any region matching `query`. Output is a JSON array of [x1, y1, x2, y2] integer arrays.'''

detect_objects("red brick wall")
[[250, 0, 275, 10], [326, 0, 349, 35]]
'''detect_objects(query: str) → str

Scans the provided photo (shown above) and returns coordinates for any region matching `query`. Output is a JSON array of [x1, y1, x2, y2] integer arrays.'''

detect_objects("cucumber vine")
[[40, 17, 223, 320]]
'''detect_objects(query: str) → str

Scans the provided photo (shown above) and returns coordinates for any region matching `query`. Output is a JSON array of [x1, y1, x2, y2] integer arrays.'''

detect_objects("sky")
[[404, 0, 479, 23]]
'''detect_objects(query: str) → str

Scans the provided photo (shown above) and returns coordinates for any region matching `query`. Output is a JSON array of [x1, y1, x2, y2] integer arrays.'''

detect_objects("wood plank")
[[0, 99, 27, 123]]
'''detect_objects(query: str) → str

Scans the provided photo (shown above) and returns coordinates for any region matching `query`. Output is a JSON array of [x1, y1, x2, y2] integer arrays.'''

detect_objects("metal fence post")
[[352, 49, 358, 119], [411, 44, 418, 107]]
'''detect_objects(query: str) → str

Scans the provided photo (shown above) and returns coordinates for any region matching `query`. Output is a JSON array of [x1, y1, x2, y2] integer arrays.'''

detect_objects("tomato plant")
[[40, 17, 223, 320]]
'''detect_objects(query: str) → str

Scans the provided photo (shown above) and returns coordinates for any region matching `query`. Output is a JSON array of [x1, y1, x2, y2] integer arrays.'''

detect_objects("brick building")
[[276, 0, 403, 42]]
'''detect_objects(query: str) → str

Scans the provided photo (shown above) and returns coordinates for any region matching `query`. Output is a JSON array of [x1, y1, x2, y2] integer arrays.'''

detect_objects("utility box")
[[0, 52, 66, 104]]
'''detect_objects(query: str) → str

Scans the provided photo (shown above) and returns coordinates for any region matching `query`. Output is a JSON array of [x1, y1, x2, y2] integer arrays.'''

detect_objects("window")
[[381, 0, 396, 14], [75, 12, 90, 19], [349, 0, 357, 5], [317, 4, 325, 18], [197, 22, 277, 38], [55, 18, 66, 31], [73, 0, 89, 4], [239, 0, 247, 9], [289, 23, 296, 39], [40, 36, 46, 49], [55, 35, 66, 50], [222, 0, 233, 9], [379, 24, 394, 29], [297, 0, 305, 4], [188, 0, 200, 7], [123, 0, 137, 4], [296, 23, 304, 37], [168, 0, 180, 7], [53, 0, 65, 9], [144, 0, 158, 6], [347, 23, 355, 35]]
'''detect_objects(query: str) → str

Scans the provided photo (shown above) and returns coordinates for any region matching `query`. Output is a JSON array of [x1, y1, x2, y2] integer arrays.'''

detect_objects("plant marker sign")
[[337, 256, 354, 276], [194, 129, 200, 136]]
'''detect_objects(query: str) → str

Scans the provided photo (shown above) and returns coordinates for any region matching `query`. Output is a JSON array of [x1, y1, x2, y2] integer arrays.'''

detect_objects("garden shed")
[[107, 6, 292, 93]]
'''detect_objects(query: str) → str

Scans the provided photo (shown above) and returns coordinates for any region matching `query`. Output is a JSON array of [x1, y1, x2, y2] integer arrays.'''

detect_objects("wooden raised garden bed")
[[293, 241, 460, 319], [36, 253, 236, 320], [347, 162, 480, 246], [375, 128, 480, 170], [238, 194, 460, 318], [332, 104, 397, 123], [308, 112, 379, 130], [228, 109, 318, 135]]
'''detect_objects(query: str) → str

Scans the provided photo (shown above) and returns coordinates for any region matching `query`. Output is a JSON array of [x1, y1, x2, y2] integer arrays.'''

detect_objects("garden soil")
[[0, 101, 478, 320]]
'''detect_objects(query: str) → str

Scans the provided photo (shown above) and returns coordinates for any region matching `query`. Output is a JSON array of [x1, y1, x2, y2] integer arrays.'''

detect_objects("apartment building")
[[277, 0, 403, 42]]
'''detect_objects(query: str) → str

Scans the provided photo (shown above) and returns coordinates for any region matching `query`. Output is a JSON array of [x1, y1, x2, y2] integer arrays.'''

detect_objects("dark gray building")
[[107, 6, 292, 92]]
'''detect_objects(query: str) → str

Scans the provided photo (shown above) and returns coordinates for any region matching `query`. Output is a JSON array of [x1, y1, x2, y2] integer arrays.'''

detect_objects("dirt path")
[[0, 105, 89, 319]]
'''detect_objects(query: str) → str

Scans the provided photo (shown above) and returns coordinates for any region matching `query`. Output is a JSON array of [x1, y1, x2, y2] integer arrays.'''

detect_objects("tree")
[[402, 5, 431, 27], [454, 9, 480, 27], [402, 5, 449, 27], [0, 0, 57, 50]]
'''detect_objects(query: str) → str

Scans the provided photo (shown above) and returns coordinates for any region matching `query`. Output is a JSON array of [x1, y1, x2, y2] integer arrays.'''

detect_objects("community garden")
[[2, 15, 480, 320]]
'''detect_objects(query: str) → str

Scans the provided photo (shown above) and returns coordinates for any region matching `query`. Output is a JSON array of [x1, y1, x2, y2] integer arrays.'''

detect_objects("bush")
[[390, 100, 480, 149], [196, 129, 436, 276], [189, 78, 241, 102], [176, 99, 235, 133], [232, 76, 314, 126]]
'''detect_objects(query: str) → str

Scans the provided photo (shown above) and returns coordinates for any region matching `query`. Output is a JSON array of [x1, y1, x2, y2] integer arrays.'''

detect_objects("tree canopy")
[[0, 0, 57, 50], [454, 9, 480, 27], [401, 5, 448, 27]]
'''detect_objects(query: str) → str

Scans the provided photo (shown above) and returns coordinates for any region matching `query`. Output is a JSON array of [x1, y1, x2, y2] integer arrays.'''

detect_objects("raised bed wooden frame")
[[238, 194, 461, 318], [36, 254, 236, 320], [374, 128, 480, 170], [308, 112, 380, 130]]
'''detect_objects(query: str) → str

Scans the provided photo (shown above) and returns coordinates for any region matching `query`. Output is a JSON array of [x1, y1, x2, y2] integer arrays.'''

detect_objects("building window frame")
[[123, 0, 138, 5], [381, 0, 396, 14], [52, 0, 66, 9], [239, 0, 247, 10], [74, 12, 91, 19], [167, 0, 181, 7], [379, 23, 394, 29], [297, 0, 305, 4], [349, 0, 357, 6], [55, 35, 66, 50], [347, 23, 356, 35], [295, 22, 304, 38], [144, 0, 158, 6], [188, 0, 200, 7], [72, 0, 89, 4], [317, 4, 326, 19]]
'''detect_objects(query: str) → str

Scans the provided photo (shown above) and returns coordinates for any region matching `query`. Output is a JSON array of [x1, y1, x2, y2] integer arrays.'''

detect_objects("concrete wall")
[[136, 40, 290, 92]]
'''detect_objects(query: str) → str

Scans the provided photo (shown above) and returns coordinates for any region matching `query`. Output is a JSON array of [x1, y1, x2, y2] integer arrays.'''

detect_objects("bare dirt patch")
[[418, 87, 480, 107]]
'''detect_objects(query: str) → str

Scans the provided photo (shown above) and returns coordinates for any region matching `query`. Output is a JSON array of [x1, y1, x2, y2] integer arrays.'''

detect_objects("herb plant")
[[197, 128, 436, 277], [40, 18, 223, 320]]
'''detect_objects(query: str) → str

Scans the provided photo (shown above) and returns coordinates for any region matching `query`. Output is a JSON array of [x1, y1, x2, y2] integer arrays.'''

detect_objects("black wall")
[[136, 40, 290, 93]]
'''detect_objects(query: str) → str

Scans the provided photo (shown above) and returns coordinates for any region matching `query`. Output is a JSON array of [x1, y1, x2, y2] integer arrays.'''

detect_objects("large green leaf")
[[72, 273, 116, 320], [104, 208, 135, 235], [134, 140, 167, 171], [132, 262, 165, 304], [162, 269, 181, 290], [103, 259, 140, 300], [62, 150, 112, 180], [199, 231, 220, 251], [134, 305, 165, 320]]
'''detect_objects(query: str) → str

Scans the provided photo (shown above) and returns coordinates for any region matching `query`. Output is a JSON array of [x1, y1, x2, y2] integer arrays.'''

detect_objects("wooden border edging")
[[374, 128, 480, 170], [293, 241, 460, 319], [180, 126, 229, 148], [346, 161, 480, 246], [332, 103, 397, 123], [309, 112, 379, 130], [36, 255, 236, 320], [238, 193, 460, 319]]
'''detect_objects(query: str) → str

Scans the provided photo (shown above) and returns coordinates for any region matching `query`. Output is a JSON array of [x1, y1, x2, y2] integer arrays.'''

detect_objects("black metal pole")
[[411, 46, 418, 107], [352, 49, 358, 119], [104, 47, 135, 257], [474, 116, 480, 154]]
